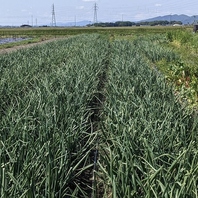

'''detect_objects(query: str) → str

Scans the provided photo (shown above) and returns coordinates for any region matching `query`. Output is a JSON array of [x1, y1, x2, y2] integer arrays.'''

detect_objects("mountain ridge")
[[59, 15, 198, 26], [140, 14, 198, 25]]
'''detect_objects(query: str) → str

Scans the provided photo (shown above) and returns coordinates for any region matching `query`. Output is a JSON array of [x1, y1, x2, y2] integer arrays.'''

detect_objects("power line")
[[31, 15, 33, 27], [52, 3, 56, 27], [1, 1, 198, 26], [93, 3, 98, 24]]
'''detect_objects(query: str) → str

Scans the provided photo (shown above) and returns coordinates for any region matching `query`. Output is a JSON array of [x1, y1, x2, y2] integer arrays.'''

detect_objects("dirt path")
[[0, 37, 67, 55]]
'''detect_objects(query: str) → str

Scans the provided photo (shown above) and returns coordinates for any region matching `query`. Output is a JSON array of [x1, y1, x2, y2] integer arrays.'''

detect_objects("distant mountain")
[[140, 14, 198, 25], [56, 20, 91, 27], [43, 15, 198, 27]]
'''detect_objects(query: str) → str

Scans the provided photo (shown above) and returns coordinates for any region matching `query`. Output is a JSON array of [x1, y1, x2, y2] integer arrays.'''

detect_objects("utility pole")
[[193, 15, 197, 25], [52, 4, 56, 27], [93, 3, 98, 24], [169, 13, 172, 25], [31, 15, 33, 27]]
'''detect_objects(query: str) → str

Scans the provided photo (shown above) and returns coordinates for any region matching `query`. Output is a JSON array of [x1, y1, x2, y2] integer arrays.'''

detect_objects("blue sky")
[[0, 0, 198, 26]]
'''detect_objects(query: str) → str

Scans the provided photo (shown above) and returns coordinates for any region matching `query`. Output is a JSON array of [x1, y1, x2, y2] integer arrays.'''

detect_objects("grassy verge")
[[155, 29, 198, 108], [124, 29, 198, 109], [0, 36, 67, 50], [0, 37, 39, 49]]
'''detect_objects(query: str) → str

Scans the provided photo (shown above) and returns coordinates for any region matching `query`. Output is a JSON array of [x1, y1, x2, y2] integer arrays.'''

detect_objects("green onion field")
[[0, 27, 198, 197]]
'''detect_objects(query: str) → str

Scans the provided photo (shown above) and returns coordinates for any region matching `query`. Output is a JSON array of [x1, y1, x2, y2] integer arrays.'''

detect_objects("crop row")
[[99, 39, 198, 197], [0, 33, 197, 198], [0, 34, 109, 197]]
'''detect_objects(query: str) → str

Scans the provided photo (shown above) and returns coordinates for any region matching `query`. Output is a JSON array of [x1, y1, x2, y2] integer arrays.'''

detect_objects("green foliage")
[[99, 39, 198, 198], [160, 29, 198, 106], [0, 34, 109, 197], [0, 37, 40, 49], [166, 29, 193, 44], [0, 31, 198, 197], [93, 20, 182, 27], [134, 34, 179, 62]]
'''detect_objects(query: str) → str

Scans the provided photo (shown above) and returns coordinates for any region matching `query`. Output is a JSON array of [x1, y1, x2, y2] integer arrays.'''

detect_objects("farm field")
[[0, 27, 198, 197], [0, 26, 184, 49]]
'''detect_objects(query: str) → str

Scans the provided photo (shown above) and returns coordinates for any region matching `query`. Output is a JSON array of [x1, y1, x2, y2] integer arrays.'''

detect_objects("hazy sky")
[[0, 0, 198, 26]]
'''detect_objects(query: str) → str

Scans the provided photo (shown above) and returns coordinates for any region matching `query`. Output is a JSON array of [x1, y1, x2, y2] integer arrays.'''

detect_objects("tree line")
[[89, 20, 182, 27]]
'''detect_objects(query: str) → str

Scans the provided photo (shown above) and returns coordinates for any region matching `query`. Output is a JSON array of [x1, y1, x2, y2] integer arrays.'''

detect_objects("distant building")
[[173, 24, 182, 26]]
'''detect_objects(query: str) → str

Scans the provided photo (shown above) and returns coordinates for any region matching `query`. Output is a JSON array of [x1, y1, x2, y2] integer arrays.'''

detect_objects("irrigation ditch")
[[0, 37, 30, 45], [0, 37, 67, 54]]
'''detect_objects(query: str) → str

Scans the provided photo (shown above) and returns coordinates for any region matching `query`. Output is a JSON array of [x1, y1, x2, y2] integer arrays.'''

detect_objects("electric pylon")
[[52, 4, 56, 27], [93, 3, 98, 24]]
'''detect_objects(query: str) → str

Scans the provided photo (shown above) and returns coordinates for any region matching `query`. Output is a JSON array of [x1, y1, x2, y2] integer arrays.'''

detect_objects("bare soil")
[[0, 37, 66, 55]]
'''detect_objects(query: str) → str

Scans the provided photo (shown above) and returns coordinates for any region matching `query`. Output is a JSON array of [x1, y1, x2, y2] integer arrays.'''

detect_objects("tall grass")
[[0, 34, 109, 197], [133, 34, 179, 63], [158, 30, 198, 106]]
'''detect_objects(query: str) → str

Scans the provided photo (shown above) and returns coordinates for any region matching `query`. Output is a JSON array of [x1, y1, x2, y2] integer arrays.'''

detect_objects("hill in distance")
[[58, 15, 198, 26], [140, 14, 198, 25], [56, 20, 91, 27]]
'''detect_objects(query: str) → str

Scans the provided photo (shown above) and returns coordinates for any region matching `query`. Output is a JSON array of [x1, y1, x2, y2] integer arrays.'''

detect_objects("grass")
[[154, 29, 198, 107], [0, 25, 184, 38], [0, 35, 67, 50], [0, 37, 38, 49]]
